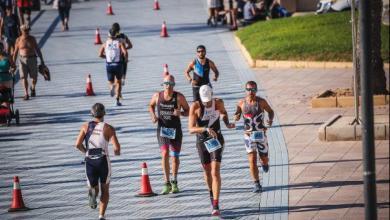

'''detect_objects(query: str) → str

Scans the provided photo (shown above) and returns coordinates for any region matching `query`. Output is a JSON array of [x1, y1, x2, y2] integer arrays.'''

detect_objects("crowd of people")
[[207, 0, 291, 31]]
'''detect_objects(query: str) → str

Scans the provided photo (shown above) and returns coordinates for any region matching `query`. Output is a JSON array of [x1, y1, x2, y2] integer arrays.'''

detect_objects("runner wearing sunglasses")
[[148, 74, 190, 194], [233, 81, 274, 193]]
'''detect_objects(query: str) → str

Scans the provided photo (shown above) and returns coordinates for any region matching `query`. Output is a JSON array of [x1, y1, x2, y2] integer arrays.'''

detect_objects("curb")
[[312, 92, 389, 108], [234, 35, 390, 69], [318, 114, 390, 141]]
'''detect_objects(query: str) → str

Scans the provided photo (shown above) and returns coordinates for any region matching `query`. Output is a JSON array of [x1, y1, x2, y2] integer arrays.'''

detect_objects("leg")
[[18, 8, 25, 25], [22, 77, 29, 97], [248, 152, 259, 182], [211, 161, 221, 201], [99, 183, 109, 217], [202, 163, 212, 191], [161, 148, 170, 182], [171, 156, 179, 180]]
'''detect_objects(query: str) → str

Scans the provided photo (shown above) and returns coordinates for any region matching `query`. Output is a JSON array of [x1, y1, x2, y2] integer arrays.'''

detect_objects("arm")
[[125, 36, 132, 49], [0, 18, 4, 39], [178, 93, 190, 117], [12, 38, 19, 64], [184, 61, 194, 83], [148, 93, 159, 123], [120, 42, 128, 61], [233, 99, 243, 122], [107, 125, 120, 156], [98, 43, 106, 58], [209, 60, 219, 81], [32, 37, 45, 65], [260, 98, 274, 126], [75, 124, 87, 154], [216, 99, 235, 129]]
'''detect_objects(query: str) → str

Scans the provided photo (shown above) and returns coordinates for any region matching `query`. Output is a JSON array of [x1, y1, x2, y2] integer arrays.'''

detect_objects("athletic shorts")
[[157, 126, 182, 157], [85, 156, 111, 187], [196, 135, 224, 164], [18, 55, 37, 80], [106, 62, 123, 82], [223, 0, 238, 9], [244, 133, 269, 157]]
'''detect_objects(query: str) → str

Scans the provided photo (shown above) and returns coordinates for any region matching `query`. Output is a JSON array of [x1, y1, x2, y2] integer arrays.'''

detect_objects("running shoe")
[[30, 88, 36, 97], [88, 188, 97, 209], [161, 182, 172, 195], [262, 164, 269, 173], [211, 208, 220, 216], [170, 180, 179, 193], [116, 100, 122, 106], [252, 183, 262, 193]]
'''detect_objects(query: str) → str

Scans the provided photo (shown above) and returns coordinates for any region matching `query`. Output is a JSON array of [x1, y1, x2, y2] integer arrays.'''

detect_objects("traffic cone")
[[136, 162, 157, 197], [163, 64, 169, 76], [160, 21, 169, 37], [86, 74, 95, 96], [94, 28, 102, 45], [106, 1, 114, 15], [8, 176, 29, 212], [153, 0, 160, 10]]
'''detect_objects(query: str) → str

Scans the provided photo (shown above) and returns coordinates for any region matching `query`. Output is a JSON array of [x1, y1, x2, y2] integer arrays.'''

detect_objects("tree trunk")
[[371, 0, 388, 94]]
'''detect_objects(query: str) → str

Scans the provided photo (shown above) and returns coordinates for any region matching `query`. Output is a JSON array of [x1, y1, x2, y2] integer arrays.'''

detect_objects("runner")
[[111, 23, 132, 86], [184, 45, 220, 102], [75, 103, 121, 220], [233, 81, 274, 193], [188, 85, 235, 216], [98, 29, 128, 106], [12, 24, 46, 100], [149, 74, 190, 194]]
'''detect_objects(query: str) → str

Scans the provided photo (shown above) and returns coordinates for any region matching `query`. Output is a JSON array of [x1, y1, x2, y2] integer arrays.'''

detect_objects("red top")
[[17, 0, 33, 7]]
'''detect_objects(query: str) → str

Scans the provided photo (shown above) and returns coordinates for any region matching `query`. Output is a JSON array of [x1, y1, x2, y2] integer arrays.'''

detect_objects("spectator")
[[0, 6, 20, 55], [0, 42, 14, 108], [58, 0, 72, 31], [207, 0, 222, 26], [243, 0, 265, 24], [16, 0, 32, 26]]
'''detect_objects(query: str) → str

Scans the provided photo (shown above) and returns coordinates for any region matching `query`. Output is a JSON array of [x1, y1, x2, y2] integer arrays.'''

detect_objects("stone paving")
[[253, 68, 389, 220], [0, 0, 288, 219]]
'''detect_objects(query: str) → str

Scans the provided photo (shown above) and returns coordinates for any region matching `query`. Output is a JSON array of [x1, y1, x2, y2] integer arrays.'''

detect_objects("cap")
[[199, 85, 212, 102]]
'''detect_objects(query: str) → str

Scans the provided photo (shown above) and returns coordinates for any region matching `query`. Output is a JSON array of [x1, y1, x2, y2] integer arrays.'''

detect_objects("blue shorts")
[[106, 63, 123, 82], [85, 156, 111, 187]]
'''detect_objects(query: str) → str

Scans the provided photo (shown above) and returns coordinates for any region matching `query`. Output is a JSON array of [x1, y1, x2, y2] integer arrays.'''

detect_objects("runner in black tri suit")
[[149, 75, 189, 194], [188, 85, 235, 217], [184, 45, 220, 102], [111, 23, 132, 86], [234, 81, 274, 193]]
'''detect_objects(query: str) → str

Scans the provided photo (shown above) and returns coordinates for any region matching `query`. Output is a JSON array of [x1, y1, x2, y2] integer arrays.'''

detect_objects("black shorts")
[[196, 135, 224, 164], [106, 63, 123, 82], [85, 156, 110, 187], [58, 7, 70, 21]]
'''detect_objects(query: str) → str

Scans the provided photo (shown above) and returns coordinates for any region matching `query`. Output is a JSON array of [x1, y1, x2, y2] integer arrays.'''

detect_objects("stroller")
[[0, 73, 19, 126]]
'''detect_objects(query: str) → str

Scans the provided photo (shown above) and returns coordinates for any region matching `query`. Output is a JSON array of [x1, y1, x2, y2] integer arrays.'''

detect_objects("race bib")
[[250, 130, 265, 143], [204, 138, 222, 153], [160, 127, 176, 139]]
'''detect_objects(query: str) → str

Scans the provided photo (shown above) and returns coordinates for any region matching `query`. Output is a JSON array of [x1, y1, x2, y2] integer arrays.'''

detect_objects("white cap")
[[199, 85, 212, 102]]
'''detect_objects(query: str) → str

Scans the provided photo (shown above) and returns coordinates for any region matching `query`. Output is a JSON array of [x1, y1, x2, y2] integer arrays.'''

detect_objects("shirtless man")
[[13, 24, 45, 100], [234, 81, 274, 193], [149, 75, 190, 194]]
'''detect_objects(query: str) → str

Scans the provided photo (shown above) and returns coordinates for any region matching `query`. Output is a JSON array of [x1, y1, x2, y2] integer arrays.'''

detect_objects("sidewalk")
[[253, 68, 389, 219]]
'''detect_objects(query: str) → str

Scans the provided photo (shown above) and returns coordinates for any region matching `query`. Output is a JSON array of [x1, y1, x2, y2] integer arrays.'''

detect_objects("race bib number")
[[204, 138, 222, 153], [160, 127, 176, 139], [250, 130, 265, 143]]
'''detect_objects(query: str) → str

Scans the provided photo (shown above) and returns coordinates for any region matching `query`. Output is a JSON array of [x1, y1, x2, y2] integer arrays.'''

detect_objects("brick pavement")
[[253, 68, 389, 220]]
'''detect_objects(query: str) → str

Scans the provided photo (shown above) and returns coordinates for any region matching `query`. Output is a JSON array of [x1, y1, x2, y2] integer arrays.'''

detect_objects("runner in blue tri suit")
[[75, 103, 121, 220], [188, 85, 235, 217], [234, 81, 274, 193]]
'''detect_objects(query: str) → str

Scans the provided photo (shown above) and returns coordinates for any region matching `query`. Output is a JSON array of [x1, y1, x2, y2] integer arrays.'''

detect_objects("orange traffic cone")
[[153, 0, 160, 10], [8, 176, 29, 212], [94, 28, 102, 45], [163, 64, 169, 76], [136, 162, 157, 197], [106, 1, 114, 15], [86, 74, 95, 96], [160, 21, 169, 37]]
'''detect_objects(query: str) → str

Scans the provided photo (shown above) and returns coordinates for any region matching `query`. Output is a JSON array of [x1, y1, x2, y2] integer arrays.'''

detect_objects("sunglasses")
[[197, 50, 205, 53], [245, 88, 257, 92], [162, 81, 175, 86]]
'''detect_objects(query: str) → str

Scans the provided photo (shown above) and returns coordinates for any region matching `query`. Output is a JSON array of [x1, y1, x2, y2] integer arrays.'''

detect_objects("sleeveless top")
[[86, 122, 109, 157], [105, 39, 121, 63], [193, 58, 210, 87], [157, 91, 180, 128], [4, 14, 19, 40], [196, 99, 222, 141], [0, 58, 11, 82], [243, 98, 266, 132]]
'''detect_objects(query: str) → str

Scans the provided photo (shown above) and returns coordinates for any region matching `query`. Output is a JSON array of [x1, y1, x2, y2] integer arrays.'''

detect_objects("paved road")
[[0, 0, 288, 219]]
